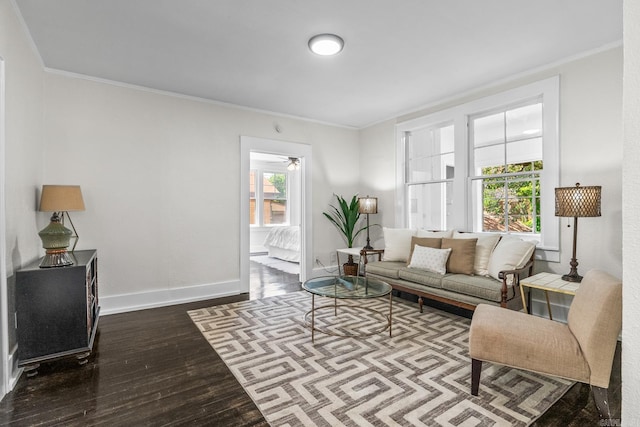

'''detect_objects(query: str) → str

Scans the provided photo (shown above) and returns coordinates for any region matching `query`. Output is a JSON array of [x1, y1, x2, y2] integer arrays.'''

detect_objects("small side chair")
[[468, 269, 622, 419]]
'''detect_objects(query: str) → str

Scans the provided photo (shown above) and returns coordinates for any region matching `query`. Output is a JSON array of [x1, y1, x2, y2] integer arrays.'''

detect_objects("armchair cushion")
[[567, 269, 622, 388], [469, 304, 590, 383]]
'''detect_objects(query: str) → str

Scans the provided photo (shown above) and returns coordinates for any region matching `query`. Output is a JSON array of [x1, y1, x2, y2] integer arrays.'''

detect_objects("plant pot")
[[343, 262, 358, 276]]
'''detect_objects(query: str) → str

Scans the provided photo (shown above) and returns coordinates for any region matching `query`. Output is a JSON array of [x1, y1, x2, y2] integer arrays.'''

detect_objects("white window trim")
[[396, 76, 560, 262]]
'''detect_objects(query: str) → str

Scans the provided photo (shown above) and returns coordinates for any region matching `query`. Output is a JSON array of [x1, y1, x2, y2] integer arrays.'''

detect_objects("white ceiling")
[[14, 0, 622, 129]]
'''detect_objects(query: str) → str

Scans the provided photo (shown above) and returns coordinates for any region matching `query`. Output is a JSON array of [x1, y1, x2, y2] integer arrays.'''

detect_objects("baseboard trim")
[[100, 280, 242, 315], [8, 343, 22, 391]]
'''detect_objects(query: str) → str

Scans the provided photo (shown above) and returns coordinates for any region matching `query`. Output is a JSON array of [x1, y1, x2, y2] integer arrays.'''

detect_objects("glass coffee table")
[[302, 275, 393, 342]]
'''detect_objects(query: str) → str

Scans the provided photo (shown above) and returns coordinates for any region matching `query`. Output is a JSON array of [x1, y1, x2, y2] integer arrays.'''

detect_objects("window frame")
[[403, 121, 456, 231], [396, 76, 560, 261], [469, 98, 544, 235], [250, 166, 291, 227]]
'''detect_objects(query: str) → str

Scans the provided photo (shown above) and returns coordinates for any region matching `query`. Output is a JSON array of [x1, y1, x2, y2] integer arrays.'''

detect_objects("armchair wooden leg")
[[471, 359, 482, 396], [591, 386, 613, 420], [418, 296, 424, 313]]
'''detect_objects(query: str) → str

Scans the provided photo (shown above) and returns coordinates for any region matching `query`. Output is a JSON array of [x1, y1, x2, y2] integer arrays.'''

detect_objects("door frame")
[[240, 136, 312, 293], [0, 57, 9, 399]]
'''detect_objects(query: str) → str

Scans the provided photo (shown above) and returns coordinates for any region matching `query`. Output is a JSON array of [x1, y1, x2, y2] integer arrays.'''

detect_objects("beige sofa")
[[365, 229, 536, 311]]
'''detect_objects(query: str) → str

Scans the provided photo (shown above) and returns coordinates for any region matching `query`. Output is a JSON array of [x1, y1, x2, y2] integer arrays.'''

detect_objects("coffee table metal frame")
[[302, 275, 392, 343]]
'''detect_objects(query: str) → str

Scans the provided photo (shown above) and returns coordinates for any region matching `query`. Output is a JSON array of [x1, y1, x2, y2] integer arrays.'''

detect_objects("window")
[[262, 172, 287, 225], [470, 101, 543, 234], [396, 77, 560, 260], [405, 123, 454, 230], [249, 169, 289, 226]]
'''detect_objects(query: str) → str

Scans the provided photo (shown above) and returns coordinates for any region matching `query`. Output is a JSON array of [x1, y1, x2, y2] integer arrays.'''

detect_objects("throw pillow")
[[416, 229, 454, 238], [441, 237, 477, 275], [382, 228, 416, 262], [453, 232, 501, 276], [407, 245, 452, 275], [407, 236, 442, 266], [487, 238, 536, 282]]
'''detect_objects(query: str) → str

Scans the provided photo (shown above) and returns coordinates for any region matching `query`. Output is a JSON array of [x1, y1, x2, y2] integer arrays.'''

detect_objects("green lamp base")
[[39, 250, 74, 268]]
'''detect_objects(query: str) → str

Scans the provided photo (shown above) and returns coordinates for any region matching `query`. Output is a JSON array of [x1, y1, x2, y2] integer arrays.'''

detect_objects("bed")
[[263, 226, 300, 262]]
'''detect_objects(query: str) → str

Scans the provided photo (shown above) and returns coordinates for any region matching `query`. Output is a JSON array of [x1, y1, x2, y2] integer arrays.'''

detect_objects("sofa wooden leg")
[[471, 359, 482, 396], [418, 296, 424, 313], [591, 386, 613, 420]]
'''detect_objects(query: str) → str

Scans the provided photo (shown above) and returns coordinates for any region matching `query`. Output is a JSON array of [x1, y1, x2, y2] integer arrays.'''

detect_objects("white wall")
[[42, 72, 360, 313], [358, 119, 396, 247], [0, 0, 45, 393], [622, 0, 640, 423], [360, 47, 623, 318]]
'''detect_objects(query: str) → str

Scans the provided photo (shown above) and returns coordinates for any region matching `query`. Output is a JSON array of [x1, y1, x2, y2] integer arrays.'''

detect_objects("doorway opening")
[[239, 137, 312, 299]]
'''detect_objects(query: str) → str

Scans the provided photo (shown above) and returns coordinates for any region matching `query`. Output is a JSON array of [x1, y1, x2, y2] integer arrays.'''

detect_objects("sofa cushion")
[[407, 246, 451, 275], [487, 238, 536, 281], [442, 274, 507, 302], [398, 267, 446, 289], [382, 227, 415, 262], [416, 229, 453, 238], [452, 232, 501, 276], [441, 238, 477, 275], [366, 261, 405, 279], [407, 236, 442, 265]]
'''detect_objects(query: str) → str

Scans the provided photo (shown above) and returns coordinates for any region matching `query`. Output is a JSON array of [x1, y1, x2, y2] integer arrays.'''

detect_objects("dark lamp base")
[[562, 272, 583, 283], [363, 245, 373, 250]]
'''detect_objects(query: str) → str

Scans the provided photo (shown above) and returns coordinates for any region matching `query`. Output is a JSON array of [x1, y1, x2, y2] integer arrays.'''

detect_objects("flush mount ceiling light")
[[308, 34, 344, 56]]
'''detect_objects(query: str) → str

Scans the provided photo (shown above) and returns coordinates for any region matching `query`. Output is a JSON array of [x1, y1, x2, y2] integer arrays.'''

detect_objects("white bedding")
[[263, 226, 300, 262]]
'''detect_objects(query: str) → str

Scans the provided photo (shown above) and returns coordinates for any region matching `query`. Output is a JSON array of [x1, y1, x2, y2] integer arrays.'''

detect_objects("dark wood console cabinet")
[[16, 249, 99, 374]]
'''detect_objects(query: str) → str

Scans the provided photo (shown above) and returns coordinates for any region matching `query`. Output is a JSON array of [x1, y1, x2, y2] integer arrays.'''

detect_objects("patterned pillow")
[[407, 236, 442, 266], [407, 245, 452, 275]]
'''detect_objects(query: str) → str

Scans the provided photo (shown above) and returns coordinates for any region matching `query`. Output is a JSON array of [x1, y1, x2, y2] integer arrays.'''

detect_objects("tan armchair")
[[468, 269, 622, 419]]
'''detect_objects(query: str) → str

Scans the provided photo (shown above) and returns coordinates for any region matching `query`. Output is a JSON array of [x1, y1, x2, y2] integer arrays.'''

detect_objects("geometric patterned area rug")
[[188, 292, 572, 426]]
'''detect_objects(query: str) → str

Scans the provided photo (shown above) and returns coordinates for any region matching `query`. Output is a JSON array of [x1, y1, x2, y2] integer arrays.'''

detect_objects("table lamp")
[[38, 185, 85, 268], [358, 196, 377, 250], [554, 183, 601, 282]]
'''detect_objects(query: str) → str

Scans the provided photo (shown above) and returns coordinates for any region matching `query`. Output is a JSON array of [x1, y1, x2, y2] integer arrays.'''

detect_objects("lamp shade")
[[39, 185, 85, 212], [554, 183, 601, 218], [358, 196, 378, 214]]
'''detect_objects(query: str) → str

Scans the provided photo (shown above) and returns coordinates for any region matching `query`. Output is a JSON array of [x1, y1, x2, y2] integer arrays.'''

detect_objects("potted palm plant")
[[323, 194, 366, 276]]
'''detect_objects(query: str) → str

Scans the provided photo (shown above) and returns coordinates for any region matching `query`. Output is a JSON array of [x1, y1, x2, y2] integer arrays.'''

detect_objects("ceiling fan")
[[250, 152, 300, 170]]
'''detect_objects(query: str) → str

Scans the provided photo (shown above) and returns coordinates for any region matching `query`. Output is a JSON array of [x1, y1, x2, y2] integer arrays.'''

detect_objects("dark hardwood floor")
[[0, 261, 620, 426]]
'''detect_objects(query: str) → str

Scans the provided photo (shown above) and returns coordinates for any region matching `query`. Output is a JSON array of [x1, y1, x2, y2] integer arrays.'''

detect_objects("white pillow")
[[487, 238, 536, 281], [453, 232, 501, 276], [416, 229, 454, 238], [382, 228, 416, 262], [408, 245, 452, 275]]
